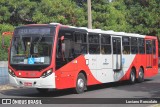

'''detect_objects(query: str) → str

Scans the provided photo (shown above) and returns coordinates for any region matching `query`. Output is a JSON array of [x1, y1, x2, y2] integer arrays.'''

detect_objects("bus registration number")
[[24, 82, 32, 86]]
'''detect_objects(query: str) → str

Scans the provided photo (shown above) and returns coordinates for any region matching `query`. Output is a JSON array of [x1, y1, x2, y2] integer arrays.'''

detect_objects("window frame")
[[88, 33, 100, 54], [122, 36, 130, 54], [138, 38, 145, 54], [74, 31, 88, 55], [131, 37, 138, 54], [100, 34, 111, 54]]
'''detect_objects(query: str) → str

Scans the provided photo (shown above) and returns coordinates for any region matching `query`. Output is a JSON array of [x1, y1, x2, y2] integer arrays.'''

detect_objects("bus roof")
[[20, 23, 153, 38], [50, 23, 146, 38]]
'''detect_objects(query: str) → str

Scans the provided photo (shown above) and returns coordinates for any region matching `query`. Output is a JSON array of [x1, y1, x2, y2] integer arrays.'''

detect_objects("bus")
[[3, 23, 158, 94]]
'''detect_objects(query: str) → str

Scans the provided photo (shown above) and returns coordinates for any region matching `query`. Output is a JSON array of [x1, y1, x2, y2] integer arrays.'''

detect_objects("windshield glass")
[[10, 27, 55, 65]]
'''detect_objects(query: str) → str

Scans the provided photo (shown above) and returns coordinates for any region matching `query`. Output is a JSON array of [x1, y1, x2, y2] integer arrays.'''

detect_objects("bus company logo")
[[2, 99, 11, 104]]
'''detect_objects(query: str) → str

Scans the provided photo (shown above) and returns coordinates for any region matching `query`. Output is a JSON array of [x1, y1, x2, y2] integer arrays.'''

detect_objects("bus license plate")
[[24, 82, 32, 86]]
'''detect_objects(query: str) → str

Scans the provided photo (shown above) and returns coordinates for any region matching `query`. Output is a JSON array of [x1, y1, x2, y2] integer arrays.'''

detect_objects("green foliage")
[[32, 0, 87, 26], [0, 0, 160, 60], [125, 0, 160, 36], [0, 24, 14, 61]]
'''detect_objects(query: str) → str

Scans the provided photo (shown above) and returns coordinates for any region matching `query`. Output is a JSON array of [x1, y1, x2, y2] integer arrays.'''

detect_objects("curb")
[[148, 104, 160, 107], [0, 84, 16, 91]]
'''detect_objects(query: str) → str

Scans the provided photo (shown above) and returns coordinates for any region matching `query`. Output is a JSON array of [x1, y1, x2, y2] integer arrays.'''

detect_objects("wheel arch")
[[74, 70, 87, 87], [139, 66, 144, 72], [78, 70, 87, 82]]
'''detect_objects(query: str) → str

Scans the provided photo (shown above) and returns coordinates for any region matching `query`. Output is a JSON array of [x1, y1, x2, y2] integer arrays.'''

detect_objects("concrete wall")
[[0, 61, 9, 85], [0, 61, 8, 67]]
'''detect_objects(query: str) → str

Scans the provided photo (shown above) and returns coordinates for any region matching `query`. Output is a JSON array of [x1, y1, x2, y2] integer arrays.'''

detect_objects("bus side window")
[[146, 40, 152, 54], [152, 40, 156, 54], [131, 37, 138, 54], [74, 32, 87, 55], [88, 33, 100, 54], [101, 34, 111, 54], [122, 37, 130, 54], [138, 38, 145, 54]]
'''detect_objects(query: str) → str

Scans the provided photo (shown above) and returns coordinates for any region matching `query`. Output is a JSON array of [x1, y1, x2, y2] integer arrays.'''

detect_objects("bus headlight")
[[8, 69, 16, 77], [41, 69, 53, 78]]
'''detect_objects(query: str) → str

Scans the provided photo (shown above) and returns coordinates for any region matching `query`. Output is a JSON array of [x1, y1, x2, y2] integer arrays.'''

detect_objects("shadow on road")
[[1, 79, 158, 98]]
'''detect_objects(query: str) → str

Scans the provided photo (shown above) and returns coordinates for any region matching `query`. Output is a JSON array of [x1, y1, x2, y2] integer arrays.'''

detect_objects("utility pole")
[[87, 0, 92, 29]]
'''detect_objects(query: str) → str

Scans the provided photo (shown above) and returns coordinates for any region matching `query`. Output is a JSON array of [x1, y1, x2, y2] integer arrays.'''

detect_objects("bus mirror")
[[2, 32, 13, 49], [61, 36, 64, 41]]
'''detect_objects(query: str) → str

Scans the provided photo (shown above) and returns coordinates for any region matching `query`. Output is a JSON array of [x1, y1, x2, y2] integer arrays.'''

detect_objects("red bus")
[[3, 23, 158, 93]]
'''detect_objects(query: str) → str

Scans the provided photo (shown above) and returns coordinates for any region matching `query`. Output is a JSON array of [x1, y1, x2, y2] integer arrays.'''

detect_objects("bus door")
[[112, 37, 122, 70], [146, 40, 153, 68]]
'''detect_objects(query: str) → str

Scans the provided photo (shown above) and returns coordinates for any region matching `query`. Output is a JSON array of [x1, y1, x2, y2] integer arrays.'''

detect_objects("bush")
[[0, 24, 14, 61]]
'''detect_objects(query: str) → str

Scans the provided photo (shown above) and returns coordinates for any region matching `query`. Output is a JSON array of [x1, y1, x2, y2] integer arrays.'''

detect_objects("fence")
[[0, 61, 9, 85]]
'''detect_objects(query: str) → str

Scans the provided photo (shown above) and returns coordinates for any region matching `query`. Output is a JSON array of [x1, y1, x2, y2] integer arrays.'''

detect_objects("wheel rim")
[[139, 71, 143, 79], [77, 78, 84, 89], [139, 68, 144, 80], [131, 72, 135, 82]]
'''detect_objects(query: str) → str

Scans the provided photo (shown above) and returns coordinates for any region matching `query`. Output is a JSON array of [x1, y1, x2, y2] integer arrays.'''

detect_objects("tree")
[[125, 0, 160, 36], [0, 24, 14, 61], [91, 0, 130, 32], [32, 0, 87, 27], [0, 0, 160, 60]]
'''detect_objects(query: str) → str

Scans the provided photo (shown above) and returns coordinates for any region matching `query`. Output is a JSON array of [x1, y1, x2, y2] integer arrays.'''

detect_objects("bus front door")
[[112, 37, 122, 70]]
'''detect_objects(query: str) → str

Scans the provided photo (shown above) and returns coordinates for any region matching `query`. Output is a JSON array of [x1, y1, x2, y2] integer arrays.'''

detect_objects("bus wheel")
[[129, 68, 136, 84], [137, 67, 144, 83], [75, 73, 86, 94], [36, 88, 49, 93]]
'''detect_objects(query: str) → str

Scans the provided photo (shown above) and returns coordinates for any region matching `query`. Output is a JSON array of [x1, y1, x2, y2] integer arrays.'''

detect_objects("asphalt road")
[[0, 70, 160, 107]]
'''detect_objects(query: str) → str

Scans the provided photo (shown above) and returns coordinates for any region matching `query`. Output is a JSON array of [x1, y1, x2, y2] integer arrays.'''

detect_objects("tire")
[[137, 67, 144, 83], [36, 88, 49, 93], [129, 68, 136, 84], [74, 73, 86, 94]]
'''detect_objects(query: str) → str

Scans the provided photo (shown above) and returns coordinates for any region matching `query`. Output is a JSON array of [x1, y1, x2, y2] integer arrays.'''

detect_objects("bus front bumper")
[[9, 73, 56, 88]]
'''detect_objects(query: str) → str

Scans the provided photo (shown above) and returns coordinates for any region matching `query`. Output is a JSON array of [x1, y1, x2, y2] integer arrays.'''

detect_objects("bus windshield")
[[10, 27, 55, 65]]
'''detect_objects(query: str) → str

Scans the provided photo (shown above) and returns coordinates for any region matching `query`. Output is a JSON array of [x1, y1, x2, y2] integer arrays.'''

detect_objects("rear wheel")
[[137, 67, 144, 83], [74, 73, 86, 94], [36, 88, 49, 93], [129, 68, 136, 84]]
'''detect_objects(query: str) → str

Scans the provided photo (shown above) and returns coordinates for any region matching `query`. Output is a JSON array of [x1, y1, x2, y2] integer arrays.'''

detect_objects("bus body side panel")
[[55, 46, 158, 89], [144, 36, 159, 78], [85, 54, 136, 83], [121, 36, 158, 81], [55, 55, 101, 89], [120, 54, 158, 81]]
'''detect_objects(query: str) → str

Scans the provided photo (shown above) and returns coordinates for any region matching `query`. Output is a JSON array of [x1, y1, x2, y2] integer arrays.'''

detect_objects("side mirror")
[[61, 36, 64, 41], [2, 32, 13, 49]]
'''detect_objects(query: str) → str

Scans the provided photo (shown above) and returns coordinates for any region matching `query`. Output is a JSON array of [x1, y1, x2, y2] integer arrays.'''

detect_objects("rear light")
[[41, 69, 53, 78], [8, 69, 16, 77]]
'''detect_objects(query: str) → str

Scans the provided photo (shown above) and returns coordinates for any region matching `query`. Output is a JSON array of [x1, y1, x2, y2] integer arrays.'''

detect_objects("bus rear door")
[[112, 37, 122, 70]]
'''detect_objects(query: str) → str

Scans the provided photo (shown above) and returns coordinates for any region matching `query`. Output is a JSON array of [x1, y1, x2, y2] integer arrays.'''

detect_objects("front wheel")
[[129, 69, 136, 84], [74, 73, 86, 94]]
